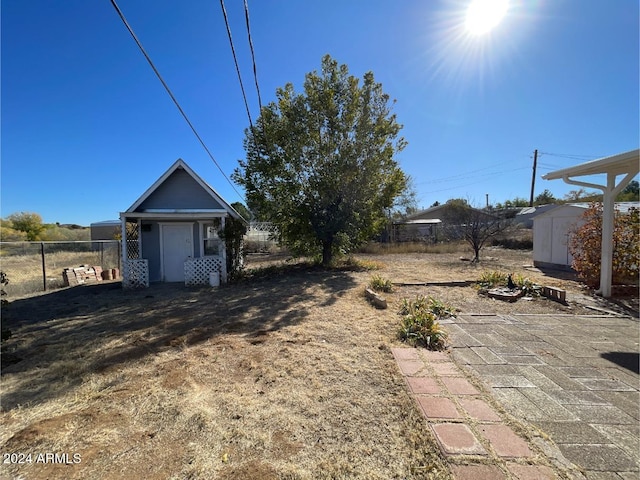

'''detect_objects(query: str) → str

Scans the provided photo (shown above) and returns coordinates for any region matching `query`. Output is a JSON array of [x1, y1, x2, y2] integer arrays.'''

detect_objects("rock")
[[487, 287, 523, 302], [365, 288, 388, 309]]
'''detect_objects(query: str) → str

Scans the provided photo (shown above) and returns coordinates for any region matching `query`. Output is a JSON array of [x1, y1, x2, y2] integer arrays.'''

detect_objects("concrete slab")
[[591, 423, 640, 460], [534, 421, 611, 444], [471, 346, 507, 364], [519, 388, 578, 421], [571, 405, 637, 425], [559, 444, 637, 472]]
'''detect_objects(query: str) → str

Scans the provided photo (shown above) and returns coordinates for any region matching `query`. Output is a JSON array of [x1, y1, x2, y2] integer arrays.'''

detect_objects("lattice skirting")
[[185, 257, 223, 286], [123, 259, 149, 289]]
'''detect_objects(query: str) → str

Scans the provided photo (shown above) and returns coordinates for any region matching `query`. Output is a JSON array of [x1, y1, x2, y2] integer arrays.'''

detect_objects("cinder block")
[[542, 286, 566, 303]]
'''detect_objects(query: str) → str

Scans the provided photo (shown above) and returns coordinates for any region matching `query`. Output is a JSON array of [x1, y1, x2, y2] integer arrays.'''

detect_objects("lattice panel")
[[184, 257, 223, 286], [123, 259, 149, 289], [125, 221, 140, 259]]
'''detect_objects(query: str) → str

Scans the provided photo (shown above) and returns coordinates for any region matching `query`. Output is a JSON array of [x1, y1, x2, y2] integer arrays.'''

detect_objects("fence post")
[[41, 242, 47, 292]]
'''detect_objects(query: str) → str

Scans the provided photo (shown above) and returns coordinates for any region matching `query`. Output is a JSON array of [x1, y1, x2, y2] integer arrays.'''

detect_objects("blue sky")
[[2, 0, 638, 225]]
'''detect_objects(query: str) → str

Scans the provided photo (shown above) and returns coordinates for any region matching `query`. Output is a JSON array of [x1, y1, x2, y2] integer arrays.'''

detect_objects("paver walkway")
[[394, 313, 639, 479], [392, 346, 562, 479]]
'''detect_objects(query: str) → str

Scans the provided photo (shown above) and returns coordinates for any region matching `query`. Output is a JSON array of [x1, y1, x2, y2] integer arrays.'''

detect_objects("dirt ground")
[[0, 248, 636, 479]]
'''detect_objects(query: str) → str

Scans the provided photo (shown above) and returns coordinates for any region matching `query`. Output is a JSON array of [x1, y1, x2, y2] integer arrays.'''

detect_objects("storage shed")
[[533, 202, 639, 270], [120, 159, 244, 288], [532, 204, 587, 269], [90, 220, 121, 240]]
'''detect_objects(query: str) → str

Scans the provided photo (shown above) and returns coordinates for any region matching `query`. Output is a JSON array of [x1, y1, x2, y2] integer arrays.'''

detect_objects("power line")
[[422, 167, 529, 194], [417, 163, 528, 185], [219, 0, 254, 129], [243, 0, 263, 112], [539, 151, 602, 161], [109, 0, 245, 202]]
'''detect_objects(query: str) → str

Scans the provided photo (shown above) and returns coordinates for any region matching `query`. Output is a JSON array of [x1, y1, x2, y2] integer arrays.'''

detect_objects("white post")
[[598, 173, 616, 297], [120, 216, 127, 260], [220, 216, 227, 283], [137, 219, 142, 258], [120, 215, 128, 287]]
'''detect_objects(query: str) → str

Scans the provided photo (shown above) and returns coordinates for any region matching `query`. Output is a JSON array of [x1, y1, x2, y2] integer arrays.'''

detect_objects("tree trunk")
[[322, 239, 333, 267], [472, 243, 481, 263]]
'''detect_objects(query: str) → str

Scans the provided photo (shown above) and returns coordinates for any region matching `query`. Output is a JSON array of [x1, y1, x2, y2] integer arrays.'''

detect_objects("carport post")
[[599, 174, 615, 298]]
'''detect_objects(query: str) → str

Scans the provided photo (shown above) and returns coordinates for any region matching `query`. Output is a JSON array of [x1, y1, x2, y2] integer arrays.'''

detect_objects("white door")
[[161, 224, 193, 282]]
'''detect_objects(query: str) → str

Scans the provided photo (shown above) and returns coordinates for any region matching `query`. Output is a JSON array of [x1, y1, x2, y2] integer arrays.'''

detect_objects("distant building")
[[90, 220, 121, 241], [393, 204, 496, 243], [514, 204, 558, 228]]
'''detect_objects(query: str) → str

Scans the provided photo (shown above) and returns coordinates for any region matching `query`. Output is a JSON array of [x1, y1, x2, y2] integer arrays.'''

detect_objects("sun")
[[465, 0, 509, 35]]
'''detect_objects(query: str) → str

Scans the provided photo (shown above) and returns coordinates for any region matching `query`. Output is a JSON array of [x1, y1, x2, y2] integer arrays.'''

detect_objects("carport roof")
[[542, 149, 639, 180]]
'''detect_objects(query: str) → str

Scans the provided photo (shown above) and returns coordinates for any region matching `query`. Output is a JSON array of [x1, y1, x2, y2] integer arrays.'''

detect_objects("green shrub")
[[476, 270, 541, 296], [476, 270, 508, 289], [397, 295, 453, 350], [511, 273, 541, 297], [369, 274, 393, 292]]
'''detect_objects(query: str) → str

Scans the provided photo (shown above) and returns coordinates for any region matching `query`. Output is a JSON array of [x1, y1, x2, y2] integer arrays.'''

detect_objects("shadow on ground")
[[0, 265, 357, 411], [601, 352, 640, 374]]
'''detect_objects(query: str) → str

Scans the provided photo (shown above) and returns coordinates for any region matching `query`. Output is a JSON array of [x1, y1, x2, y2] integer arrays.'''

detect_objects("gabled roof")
[[405, 203, 497, 221], [124, 159, 243, 220]]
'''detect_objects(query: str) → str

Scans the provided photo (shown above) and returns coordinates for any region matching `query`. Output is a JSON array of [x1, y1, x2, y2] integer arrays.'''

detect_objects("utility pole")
[[529, 149, 538, 207]]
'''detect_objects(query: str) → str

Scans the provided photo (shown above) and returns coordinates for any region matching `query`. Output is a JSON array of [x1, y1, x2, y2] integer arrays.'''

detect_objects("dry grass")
[[0, 246, 618, 479], [1, 245, 120, 298], [1, 260, 450, 479]]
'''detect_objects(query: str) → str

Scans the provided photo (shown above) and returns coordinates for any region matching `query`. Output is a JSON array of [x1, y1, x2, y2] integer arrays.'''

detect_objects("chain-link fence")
[[0, 241, 121, 298], [244, 222, 278, 253]]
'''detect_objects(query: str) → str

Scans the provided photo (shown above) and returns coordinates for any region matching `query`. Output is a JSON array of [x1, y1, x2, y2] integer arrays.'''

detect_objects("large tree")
[[233, 55, 408, 266], [6, 212, 45, 241]]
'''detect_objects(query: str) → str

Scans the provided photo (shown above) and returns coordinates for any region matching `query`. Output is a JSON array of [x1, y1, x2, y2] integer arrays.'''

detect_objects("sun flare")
[[465, 0, 509, 35]]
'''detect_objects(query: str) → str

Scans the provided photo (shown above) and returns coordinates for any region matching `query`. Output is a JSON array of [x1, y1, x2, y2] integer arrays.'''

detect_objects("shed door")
[[161, 224, 193, 282]]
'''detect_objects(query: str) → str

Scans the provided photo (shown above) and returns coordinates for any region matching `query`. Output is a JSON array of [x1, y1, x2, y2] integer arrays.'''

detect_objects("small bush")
[[397, 296, 453, 350], [369, 274, 393, 292], [511, 273, 541, 297], [569, 204, 639, 287], [0, 271, 8, 306], [476, 270, 541, 296], [476, 270, 508, 289]]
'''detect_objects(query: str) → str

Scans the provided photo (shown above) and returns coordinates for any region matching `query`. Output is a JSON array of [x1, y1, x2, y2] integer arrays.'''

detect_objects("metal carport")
[[542, 148, 639, 297]]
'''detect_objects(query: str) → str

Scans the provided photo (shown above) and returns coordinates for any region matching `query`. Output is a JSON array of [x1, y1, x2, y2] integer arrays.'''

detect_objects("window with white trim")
[[201, 221, 222, 256]]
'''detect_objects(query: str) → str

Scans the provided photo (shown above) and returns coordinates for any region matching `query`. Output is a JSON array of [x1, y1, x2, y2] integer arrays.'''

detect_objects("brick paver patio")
[[393, 312, 639, 479]]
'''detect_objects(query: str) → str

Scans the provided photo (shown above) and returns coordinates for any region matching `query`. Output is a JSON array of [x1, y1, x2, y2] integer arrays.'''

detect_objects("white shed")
[[533, 202, 639, 270], [532, 204, 587, 269]]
